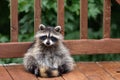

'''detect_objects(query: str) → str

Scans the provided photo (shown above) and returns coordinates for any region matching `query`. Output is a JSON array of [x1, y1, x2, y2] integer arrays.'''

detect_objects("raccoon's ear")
[[54, 26, 61, 32], [39, 24, 46, 30]]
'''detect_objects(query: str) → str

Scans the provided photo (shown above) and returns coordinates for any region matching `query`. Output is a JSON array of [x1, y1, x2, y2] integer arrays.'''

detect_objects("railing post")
[[34, 0, 41, 33], [80, 0, 88, 39], [57, 0, 64, 36], [10, 0, 18, 42], [103, 0, 111, 38]]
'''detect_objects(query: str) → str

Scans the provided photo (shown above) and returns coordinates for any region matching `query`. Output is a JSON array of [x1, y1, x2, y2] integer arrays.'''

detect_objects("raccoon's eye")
[[40, 36, 47, 40], [51, 36, 58, 42]]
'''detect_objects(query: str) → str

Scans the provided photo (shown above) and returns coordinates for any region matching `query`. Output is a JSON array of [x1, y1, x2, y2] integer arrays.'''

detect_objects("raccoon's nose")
[[46, 41, 50, 45]]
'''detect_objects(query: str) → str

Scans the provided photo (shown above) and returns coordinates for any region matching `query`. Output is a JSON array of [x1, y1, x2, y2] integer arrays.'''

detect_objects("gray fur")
[[23, 24, 74, 77]]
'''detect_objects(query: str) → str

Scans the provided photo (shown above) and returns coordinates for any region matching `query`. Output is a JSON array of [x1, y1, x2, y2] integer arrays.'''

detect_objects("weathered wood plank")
[[57, 0, 64, 35], [103, 0, 111, 38], [34, 0, 41, 33], [1, 62, 120, 80], [0, 39, 120, 58], [80, 0, 88, 39], [0, 65, 12, 80], [77, 62, 114, 80], [10, 0, 18, 42], [98, 62, 120, 80], [0, 42, 31, 58], [64, 39, 120, 54], [62, 63, 88, 80], [5, 65, 38, 80]]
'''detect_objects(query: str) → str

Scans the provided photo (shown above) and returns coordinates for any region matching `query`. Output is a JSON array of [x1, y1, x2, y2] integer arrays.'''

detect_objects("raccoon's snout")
[[43, 40, 53, 46], [46, 41, 50, 46]]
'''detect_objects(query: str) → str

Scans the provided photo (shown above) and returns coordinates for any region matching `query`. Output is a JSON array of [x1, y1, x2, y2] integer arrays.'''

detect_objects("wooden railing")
[[0, 0, 120, 58], [10, 0, 18, 42]]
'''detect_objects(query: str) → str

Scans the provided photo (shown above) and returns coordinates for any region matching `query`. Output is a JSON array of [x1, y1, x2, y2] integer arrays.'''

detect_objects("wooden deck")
[[0, 62, 120, 80]]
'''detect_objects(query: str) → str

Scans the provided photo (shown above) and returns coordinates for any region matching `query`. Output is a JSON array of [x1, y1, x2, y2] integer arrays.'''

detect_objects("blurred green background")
[[0, 0, 120, 64]]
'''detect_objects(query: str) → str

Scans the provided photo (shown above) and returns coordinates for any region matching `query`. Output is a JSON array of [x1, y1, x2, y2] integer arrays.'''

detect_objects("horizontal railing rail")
[[0, 39, 120, 58]]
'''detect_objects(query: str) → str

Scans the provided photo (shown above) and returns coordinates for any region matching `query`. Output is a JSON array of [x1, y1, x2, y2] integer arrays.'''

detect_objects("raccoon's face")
[[35, 24, 63, 46]]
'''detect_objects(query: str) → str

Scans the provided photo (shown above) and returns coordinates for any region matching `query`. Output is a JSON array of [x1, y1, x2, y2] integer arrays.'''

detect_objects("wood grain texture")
[[5, 65, 38, 80], [77, 62, 114, 80], [0, 65, 12, 80], [98, 62, 120, 80], [0, 62, 120, 80], [103, 0, 111, 38], [80, 0, 88, 39], [64, 39, 120, 54], [10, 0, 18, 42], [0, 42, 31, 58], [34, 0, 41, 33], [57, 0, 64, 36], [62, 64, 88, 80], [0, 39, 120, 58]]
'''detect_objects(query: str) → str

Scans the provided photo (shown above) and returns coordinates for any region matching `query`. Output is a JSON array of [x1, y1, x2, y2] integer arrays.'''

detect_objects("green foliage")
[[18, 0, 34, 13], [0, 34, 9, 42], [0, 0, 120, 64], [88, 0, 103, 19], [65, 0, 80, 39], [18, 0, 34, 42], [73, 54, 120, 62], [0, 58, 22, 64], [0, 0, 10, 43]]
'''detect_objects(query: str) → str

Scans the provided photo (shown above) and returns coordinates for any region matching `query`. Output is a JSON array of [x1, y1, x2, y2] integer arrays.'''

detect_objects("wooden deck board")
[[0, 65, 12, 80], [1, 62, 120, 80], [77, 62, 115, 80], [5, 65, 38, 80], [98, 62, 120, 80], [62, 64, 88, 80]]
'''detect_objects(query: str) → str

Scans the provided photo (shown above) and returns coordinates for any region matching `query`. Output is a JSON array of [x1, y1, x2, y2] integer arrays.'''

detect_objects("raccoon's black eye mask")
[[40, 36, 47, 40], [51, 36, 58, 42], [40, 36, 58, 42]]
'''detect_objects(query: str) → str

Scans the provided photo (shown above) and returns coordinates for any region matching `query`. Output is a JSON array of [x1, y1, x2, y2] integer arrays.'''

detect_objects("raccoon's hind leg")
[[59, 57, 74, 74], [39, 67, 59, 77], [23, 55, 40, 77], [46, 68, 59, 77], [39, 66, 48, 77], [58, 64, 72, 75]]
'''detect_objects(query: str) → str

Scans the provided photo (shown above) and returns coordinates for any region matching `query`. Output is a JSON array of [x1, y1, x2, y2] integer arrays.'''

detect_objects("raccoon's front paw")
[[58, 64, 71, 75], [34, 67, 40, 77], [27, 65, 40, 77]]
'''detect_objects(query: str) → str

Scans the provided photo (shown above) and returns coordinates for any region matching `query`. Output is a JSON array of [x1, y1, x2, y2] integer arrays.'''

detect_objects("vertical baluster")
[[10, 0, 18, 42], [80, 0, 88, 39], [34, 0, 41, 33], [103, 0, 111, 38], [57, 0, 64, 36]]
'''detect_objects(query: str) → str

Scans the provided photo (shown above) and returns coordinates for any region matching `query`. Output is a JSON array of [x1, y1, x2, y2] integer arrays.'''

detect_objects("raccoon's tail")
[[39, 67, 60, 78]]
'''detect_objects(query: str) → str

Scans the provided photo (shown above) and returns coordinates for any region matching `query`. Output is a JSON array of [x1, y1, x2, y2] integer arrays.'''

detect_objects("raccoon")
[[23, 24, 74, 78]]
